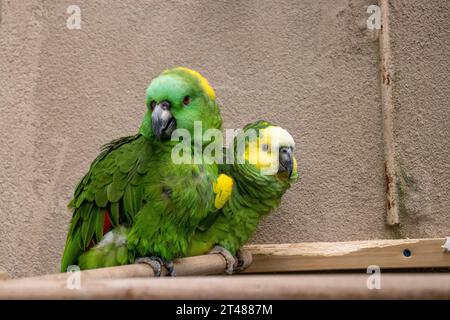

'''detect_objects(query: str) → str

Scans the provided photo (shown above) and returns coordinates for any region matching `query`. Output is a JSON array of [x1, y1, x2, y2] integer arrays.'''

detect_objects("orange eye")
[[182, 96, 191, 106]]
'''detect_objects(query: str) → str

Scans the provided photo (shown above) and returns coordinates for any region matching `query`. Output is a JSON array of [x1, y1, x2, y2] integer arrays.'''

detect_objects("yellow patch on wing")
[[213, 174, 233, 209], [174, 67, 216, 101]]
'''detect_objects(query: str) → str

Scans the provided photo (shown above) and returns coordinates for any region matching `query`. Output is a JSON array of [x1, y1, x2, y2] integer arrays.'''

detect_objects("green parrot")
[[76, 120, 298, 275], [60, 67, 223, 274], [187, 120, 298, 273]]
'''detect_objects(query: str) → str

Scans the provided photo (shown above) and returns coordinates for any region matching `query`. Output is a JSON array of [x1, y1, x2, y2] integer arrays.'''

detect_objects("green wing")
[[61, 134, 150, 272]]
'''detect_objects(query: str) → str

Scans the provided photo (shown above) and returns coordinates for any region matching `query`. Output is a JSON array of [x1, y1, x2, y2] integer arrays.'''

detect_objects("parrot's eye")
[[182, 96, 191, 106], [150, 101, 156, 110]]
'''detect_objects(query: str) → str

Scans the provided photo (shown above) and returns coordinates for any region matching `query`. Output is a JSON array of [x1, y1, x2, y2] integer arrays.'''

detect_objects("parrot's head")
[[140, 67, 222, 140], [232, 120, 298, 193]]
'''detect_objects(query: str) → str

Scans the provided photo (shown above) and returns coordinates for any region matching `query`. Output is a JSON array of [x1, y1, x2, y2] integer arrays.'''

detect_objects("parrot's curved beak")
[[152, 101, 176, 140], [278, 147, 293, 178]]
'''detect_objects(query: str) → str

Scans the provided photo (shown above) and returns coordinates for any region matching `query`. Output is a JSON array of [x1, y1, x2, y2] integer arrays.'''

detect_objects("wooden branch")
[[243, 238, 450, 273], [1, 274, 449, 299], [379, 0, 400, 225]]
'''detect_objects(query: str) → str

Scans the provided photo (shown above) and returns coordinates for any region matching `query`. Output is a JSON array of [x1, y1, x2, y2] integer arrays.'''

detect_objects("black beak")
[[278, 147, 293, 178], [151, 101, 176, 140]]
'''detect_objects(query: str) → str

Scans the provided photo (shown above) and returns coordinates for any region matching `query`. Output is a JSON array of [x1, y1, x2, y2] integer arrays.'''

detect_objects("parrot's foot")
[[209, 247, 253, 274], [209, 246, 236, 275], [134, 257, 176, 277], [233, 249, 253, 273], [135, 256, 163, 277]]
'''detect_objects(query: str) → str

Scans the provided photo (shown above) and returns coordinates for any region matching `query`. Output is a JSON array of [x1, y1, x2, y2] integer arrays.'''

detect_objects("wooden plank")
[[243, 238, 450, 273], [0, 274, 449, 299]]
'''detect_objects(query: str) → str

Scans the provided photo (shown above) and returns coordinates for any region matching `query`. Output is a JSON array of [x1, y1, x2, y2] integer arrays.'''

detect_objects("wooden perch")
[[1, 274, 449, 299], [4, 238, 449, 285], [20, 253, 229, 282]]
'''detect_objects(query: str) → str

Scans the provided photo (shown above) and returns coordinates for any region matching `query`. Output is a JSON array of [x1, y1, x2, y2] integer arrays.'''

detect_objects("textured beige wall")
[[0, 0, 449, 277], [389, 1, 450, 238]]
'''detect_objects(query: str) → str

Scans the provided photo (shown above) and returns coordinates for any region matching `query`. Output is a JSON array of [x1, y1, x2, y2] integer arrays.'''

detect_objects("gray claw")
[[233, 249, 253, 273], [135, 256, 163, 277], [164, 260, 176, 277], [209, 245, 236, 275]]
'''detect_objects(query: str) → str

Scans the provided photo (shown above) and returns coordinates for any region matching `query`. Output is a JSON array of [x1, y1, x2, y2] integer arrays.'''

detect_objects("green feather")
[[81, 206, 97, 248], [95, 210, 105, 243], [104, 251, 118, 267], [116, 246, 128, 265], [109, 202, 120, 227], [123, 185, 142, 218], [95, 187, 108, 208], [197, 209, 221, 232], [75, 194, 85, 208], [60, 227, 82, 272], [107, 181, 124, 202], [81, 202, 94, 220]]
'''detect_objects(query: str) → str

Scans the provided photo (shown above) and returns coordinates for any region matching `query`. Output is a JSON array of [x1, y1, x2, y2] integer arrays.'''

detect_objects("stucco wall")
[[389, 1, 450, 238], [0, 0, 448, 277]]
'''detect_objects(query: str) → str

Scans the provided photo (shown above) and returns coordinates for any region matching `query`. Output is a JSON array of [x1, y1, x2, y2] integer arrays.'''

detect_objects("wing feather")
[[60, 134, 148, 272]]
